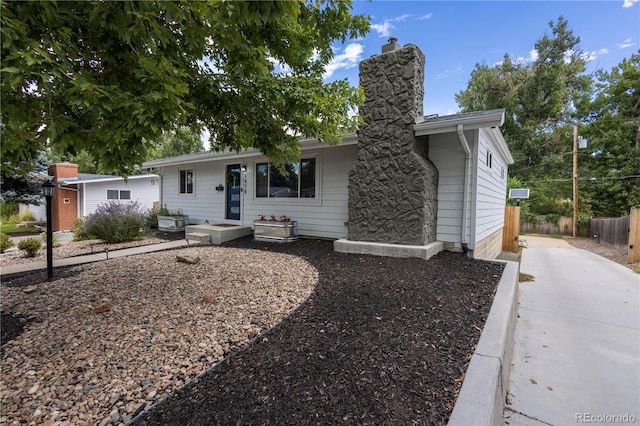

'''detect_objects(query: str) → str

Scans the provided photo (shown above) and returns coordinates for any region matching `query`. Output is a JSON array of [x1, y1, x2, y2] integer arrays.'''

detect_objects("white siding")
[[159, 162, 225, 221], [159, 144, 357, 239], [428, 132, 470, 246], [472, 128, 508, 245], [81, 178, 160, 217]]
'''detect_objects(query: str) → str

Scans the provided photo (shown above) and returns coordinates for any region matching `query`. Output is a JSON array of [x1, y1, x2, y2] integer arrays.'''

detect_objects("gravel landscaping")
[[1, 244, 317, 425], [1, 236, 505, 425], [3, 232, 631, 425]]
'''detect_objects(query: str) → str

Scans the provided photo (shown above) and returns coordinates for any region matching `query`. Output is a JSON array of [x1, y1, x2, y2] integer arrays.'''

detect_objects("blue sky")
[[324, 0, 640, 116]]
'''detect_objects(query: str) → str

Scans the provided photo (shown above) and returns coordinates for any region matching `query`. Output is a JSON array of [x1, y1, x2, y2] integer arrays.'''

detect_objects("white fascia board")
[[142, 133, 358, 168], [488, 127, 514, 165], [59, 174, 159, 185], [413, 109, 505, 136]]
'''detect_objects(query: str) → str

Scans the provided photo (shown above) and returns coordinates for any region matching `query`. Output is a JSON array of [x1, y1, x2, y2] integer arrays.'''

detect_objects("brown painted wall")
[[49, 163, 79, 231]]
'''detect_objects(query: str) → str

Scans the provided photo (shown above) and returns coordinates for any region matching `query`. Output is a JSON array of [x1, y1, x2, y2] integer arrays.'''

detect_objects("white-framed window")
[[106, 189, 131, 200], [179, 169, 194, 195], [486, 151, 493, 168], [255, 157, 317, 199]]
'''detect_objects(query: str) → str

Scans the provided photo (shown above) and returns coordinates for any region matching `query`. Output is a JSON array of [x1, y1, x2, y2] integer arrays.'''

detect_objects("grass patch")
[[519, 272, 535, 282], [0, 223, 39, 234]]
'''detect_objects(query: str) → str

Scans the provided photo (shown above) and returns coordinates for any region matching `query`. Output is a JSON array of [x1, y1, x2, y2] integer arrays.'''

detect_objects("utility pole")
[[572, 124, 578, 238]]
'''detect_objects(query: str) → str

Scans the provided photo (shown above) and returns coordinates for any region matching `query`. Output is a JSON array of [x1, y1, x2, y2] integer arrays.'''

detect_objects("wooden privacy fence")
[[631, 208, 640, 264], [590, 207, 640, 264], [521, 216, 573, 235], [591, 216, 630, 249], [502, 206, 520, 253]]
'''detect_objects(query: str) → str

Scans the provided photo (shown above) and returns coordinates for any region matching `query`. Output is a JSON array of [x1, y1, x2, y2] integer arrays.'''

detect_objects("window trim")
[[252, 152, 322, 205], [106, 189, 132, 201], [178, 168, 195, 197]]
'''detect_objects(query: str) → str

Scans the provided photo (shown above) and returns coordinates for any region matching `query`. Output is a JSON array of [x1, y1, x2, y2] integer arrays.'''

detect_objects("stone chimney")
[[347, 42, 438, 246], [49, 162, 78, 231]]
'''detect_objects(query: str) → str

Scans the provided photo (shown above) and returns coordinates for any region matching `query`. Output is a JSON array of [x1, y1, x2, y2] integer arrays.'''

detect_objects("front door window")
[[226, 164, 241, 220]]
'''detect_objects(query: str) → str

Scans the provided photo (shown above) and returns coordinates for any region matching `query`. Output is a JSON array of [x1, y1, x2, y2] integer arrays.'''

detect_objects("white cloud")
[[371, 14, 419, 38], [417, 13, 433, 20], [528, 49, 539, 62], [580, 48, 609, 62], [616, 38, 636, 49], [371, 21, 392, 38], [392, 14, 412, 22], [623, 0, 639, 7], [434, 66, 463, 80], [323, 43, 365, 79]]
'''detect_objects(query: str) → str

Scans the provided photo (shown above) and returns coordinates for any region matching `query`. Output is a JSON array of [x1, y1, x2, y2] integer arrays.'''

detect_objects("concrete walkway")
[[504, 236, 640, 425], [1, 239, 192, 277]]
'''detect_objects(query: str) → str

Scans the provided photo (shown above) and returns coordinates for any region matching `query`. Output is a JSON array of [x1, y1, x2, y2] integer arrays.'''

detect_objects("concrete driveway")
[[505, 236, 640, 425]]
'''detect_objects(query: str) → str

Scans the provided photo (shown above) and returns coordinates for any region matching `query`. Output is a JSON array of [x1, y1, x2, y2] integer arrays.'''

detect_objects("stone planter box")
[[158, 215, 189, 232], [254, 220, 298, 242]]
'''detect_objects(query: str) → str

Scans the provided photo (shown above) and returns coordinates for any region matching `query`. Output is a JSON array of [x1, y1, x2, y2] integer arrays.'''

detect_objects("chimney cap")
[[382, 37, 400, 54]]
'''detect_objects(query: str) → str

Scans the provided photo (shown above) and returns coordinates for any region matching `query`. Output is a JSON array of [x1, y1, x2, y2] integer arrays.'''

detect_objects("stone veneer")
[[347, 42, 438, 245]]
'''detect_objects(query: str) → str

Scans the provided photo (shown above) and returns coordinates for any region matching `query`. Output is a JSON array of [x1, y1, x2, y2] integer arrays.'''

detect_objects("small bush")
[[71, 218, 94, 241], [146, 209, 159, 230], [19, 209, 36, 222], [82, 201, 148, 244], [41, 232, 61, 248], [18, 237, 42, 258], [0, 203, 19, 221], [0, 232, 14, 253]]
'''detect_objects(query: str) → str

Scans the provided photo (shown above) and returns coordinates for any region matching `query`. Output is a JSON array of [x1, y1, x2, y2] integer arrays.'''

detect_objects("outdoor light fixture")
[[42, 179, 55, 279], [241, 165, 247, 173]]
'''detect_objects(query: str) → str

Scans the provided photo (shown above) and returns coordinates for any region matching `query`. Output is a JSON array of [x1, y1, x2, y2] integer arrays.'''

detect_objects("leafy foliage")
[[457, 16, 638, 218], [0, 232, 14, 253], [0, 154, 50, 204], [18, 237, 41, 258], [149, 127, 205, 161], [0, 203, 19, 221], [71, 218, 94, 242], [82, 201, 148, 244], [1, 1, 369, 176], [576, 53, 640, 217]]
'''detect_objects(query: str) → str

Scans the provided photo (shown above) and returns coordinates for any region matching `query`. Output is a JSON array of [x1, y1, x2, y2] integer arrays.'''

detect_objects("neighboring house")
[[21, 162, 159, 231], [143, 41, 514, 259]]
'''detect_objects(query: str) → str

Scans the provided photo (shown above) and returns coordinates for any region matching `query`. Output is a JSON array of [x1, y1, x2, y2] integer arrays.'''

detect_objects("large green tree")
[[455, 17, 595, 218], [1, 0, 369, 177], [577, 53, 640, 217], [149, 126, 205, 161]]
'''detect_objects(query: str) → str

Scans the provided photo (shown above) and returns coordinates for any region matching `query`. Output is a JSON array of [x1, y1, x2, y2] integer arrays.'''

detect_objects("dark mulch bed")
[[132, 238, 504, 425]]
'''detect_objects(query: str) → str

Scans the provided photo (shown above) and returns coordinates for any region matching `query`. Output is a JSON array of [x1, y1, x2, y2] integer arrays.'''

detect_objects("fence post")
[[502, 206, 521, 253], [629, 207, 640, 264]]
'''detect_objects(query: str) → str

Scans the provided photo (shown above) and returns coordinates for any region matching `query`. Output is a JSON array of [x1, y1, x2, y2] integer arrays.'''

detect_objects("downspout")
[[457, 124, 471, 256]]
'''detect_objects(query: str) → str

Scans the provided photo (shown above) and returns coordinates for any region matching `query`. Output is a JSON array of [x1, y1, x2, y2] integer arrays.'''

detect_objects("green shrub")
[[19, 209, 36, 222], [0, 232, 14, 253], [41, 232, 61, 248], [0, 203, 19, 222], [146, 209, 159, 230], [71, 218, 94, 241], [18, 237, 42, 258], [82, 201, 148, 244]]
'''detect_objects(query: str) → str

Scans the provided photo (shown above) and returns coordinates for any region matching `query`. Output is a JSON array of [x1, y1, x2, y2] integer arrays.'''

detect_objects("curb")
[[448, 260, 520, 425]]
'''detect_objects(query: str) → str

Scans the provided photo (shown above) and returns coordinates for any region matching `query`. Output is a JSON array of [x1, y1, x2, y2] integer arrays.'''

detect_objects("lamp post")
[[42, 179, 55, 279]]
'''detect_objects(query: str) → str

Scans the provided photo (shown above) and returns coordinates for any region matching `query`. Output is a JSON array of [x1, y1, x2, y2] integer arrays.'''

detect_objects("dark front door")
[[226, 164, 241, 220]]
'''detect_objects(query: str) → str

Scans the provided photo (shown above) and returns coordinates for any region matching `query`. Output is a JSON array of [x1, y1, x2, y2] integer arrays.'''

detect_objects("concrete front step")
[[186, 232, 211, 244], [185, 225, 252, 245]]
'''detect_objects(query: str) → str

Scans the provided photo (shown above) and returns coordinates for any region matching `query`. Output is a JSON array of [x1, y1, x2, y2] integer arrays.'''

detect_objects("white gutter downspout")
[[457, 124, 471, 254]]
